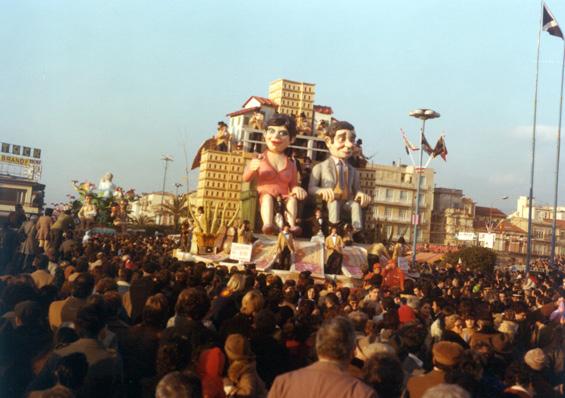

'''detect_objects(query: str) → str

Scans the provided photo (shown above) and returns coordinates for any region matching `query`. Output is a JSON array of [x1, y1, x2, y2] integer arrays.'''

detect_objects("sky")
[[1, 0, 564, 213]]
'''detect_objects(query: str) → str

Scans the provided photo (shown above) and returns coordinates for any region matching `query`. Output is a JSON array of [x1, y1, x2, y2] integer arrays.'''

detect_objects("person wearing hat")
[[215, 121, 232, 152], [406, 341, 464, 398], [224, 333, 267, 397]]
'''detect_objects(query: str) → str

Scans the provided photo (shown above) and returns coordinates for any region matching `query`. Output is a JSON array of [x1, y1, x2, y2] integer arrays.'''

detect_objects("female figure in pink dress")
[[242, 114, 307, 234]]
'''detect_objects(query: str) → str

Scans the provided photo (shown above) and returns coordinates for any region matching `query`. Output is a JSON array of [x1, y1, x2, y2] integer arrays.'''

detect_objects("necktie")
[[337, 161, 345, 190]]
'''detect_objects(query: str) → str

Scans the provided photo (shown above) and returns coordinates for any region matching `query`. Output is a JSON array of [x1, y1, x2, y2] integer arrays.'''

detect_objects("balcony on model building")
[[239, 127, 329, 160]]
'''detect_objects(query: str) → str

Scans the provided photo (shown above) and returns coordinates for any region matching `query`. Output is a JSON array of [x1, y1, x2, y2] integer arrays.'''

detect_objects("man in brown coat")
[[273, 224, 295, 271], [269, 316, 377, 398], [406, 341, 464, 398], [325, 226, 344, 275]]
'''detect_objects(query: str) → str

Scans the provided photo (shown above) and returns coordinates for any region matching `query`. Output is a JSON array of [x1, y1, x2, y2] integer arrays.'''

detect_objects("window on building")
[[400, 191, 408, 202], [399, 209, 409, 220], [385, 208, 392, 219], [386, 189, 394, 201], [0, 188, 26, 204], [386, 225, 393, 237]]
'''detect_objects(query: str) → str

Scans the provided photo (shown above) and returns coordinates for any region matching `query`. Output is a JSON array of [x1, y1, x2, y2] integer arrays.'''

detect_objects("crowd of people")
[[1, 208, 565, 398]]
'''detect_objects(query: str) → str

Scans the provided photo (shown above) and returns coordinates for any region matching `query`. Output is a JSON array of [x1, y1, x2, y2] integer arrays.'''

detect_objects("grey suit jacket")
[[308, 158, 360, 201]]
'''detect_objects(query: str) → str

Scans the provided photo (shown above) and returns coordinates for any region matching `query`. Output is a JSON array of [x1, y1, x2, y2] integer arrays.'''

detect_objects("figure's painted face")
[[265, 125, 291, 153], [325, 129, 356, 159]]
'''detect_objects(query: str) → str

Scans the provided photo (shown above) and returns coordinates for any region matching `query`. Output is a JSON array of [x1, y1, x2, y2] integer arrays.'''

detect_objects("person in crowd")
[[224, 333, 267, 397], [36, 208, 53, 250], [156, 371, 203, 398], [406, 341, 464, 398], [269, 316, 377, 398], [49, 272, 95, 330]]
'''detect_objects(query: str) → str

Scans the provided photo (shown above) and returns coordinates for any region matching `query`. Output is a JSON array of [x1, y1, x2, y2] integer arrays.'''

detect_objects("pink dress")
[[242, 152, 298, 203]]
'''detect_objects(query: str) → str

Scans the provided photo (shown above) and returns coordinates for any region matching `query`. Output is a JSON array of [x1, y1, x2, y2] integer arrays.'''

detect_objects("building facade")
[[193, 149, 256, 227], [129, 192, 177, 225], [268, 79, 316, 123], [0, 175, 44, 219], [510, 196, 565, 221], [359, 163, 434, 243], [430, 187, 475, 245]]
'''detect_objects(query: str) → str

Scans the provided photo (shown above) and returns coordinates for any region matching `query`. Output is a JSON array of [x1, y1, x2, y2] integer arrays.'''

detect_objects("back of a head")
[[156, 371, 202, 398], [143, 293, 169, 327], [72, 273, 95, 299], [421, 383, 470, 398], [363, 354, 403, 398], [226, 273, 246, 293], [175, 287, 210, 321], [240, 289, 264, 316], [54, 352, 89, 391], [315, 316, 356, 363], [76, 302, 106, 338]]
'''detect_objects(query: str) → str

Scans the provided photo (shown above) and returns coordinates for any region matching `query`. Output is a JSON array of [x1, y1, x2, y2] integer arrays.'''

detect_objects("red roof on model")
[[314, 105, 333, 115], [226, 106, 260, 117], [241, 96, 276, 108]]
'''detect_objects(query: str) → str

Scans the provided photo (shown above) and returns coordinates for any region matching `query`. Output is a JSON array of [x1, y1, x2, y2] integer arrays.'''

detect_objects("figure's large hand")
[[248, 158, 261, 172], [317, 188, 335, 203], [355, 192, 372, 207], [291, 186, 307, 200]]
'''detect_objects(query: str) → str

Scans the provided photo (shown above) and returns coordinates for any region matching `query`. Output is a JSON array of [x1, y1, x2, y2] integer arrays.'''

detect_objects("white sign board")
[[229, 243, 253, 263], [456, 232, 476, 241], [478, 233, 495, 249]]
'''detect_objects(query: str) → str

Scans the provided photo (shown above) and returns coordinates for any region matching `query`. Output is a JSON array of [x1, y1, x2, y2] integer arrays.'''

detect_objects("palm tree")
[[159, 195, 188, 231], [129, 214, 155, 226]]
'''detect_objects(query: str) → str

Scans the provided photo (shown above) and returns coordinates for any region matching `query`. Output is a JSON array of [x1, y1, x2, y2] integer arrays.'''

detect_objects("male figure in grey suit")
[[308, 121, 371, 231]]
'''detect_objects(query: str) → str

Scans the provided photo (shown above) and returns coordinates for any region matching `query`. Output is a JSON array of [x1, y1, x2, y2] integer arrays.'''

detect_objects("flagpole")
[[412, 123, 425, 269], [526, 1, 544, 274], [550, 41, 565, 266]]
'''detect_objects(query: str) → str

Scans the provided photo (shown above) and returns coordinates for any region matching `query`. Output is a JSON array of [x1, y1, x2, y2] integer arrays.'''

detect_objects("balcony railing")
[[240, 128, 329, 160]]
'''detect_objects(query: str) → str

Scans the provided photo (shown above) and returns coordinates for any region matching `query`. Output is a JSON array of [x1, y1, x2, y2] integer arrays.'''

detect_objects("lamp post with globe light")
[[409, 109, 440, 268]]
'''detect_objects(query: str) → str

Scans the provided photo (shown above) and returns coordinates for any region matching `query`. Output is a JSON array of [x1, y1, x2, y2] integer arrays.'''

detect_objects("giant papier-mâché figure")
[[308, 121, 371, 231], [243, 114, 307, 234]]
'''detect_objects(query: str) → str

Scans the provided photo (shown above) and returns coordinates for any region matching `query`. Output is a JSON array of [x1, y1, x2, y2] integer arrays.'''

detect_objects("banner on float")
[[341, 246, 367, 278], [230, 243, 253, 262], [252, 238, 324, 275]]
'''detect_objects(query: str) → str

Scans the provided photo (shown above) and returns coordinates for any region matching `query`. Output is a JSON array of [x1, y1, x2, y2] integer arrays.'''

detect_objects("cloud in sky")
[[511, 125, 558, 142]]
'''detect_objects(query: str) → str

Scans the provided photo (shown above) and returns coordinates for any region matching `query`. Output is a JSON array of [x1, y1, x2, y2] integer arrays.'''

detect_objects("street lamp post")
[[488, 196, 509, 232], [409, 109, 440, 268], [160, 155, 173, 225], [174, 183, 183, 196]]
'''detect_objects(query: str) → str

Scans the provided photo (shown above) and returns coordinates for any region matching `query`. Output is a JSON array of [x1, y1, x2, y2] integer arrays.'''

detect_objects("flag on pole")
[[421, 133, 434, 155], [543, 2, 563, 39], [433, 135, 448, 161], [401, 129, 418, 155]]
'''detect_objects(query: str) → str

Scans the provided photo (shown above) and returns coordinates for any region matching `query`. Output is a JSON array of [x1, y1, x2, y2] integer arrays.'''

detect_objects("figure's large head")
[[102, 172, 113, 182], [325, 121, 356, 160], [264, 114, 296, 153]]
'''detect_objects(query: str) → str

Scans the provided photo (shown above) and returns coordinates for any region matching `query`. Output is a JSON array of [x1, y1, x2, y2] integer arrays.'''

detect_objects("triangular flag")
[[401, 129, 419, 155], [421, 132, 434, 156], [433, 136, 448, 161], [543, 2, 563, 39]]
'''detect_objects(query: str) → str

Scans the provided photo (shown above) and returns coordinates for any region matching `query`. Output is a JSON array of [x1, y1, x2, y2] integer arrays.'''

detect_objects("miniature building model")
[[227, 96, 277, 142], [193, 149, 256, 226], [358, 163, 435, 243], [268, 79, 316, 123]]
